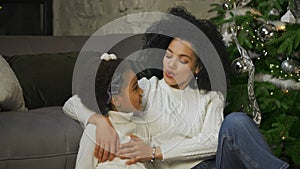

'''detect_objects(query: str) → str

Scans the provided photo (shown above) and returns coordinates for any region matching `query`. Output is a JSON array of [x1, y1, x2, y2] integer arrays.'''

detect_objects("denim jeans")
[[192, 112, 289, 169]]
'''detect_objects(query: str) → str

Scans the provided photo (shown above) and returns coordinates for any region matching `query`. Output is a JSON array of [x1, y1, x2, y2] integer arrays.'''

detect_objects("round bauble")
[[258, 23, 275, 41], [281, 59, 300, 73], [231, 57, 252, 74]]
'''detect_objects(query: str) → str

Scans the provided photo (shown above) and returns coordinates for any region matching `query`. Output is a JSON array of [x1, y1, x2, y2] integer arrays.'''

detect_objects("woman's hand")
[[88, 114, 120, 162], [117, 134, 157, 165]]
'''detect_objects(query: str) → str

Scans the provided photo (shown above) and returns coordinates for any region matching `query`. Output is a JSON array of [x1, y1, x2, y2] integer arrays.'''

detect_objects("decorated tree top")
[[210, 0, 300, 86]]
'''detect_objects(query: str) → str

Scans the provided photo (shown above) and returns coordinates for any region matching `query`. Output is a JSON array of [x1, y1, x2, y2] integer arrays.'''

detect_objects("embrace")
[[63, 6, 289, 169]]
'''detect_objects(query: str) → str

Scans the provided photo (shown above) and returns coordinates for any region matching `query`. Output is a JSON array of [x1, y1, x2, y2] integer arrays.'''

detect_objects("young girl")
[[64, 54, 149, 169]]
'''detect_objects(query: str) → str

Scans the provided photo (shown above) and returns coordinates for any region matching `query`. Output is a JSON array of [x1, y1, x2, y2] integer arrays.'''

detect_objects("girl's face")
[[163, 38, 200, 89], [113, 70, 143, 113]]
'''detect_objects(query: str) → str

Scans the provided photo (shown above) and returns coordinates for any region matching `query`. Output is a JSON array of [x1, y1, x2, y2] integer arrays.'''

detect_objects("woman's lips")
[[165, 70, 175, 78]]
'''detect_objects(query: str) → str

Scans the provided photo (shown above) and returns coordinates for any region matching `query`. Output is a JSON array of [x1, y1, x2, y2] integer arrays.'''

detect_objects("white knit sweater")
[[63, 96, 149, 169], [63, 77, 224, 169], [138, 77, 224, 169]]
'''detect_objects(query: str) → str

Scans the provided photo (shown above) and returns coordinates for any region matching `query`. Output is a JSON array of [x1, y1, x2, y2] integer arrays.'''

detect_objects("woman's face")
[[113, 70, 143, 113], [163, 38, 200, 89]]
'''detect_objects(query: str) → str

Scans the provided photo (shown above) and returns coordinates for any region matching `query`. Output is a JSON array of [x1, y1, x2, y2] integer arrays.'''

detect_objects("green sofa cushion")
[[5, 52, 78, 109]]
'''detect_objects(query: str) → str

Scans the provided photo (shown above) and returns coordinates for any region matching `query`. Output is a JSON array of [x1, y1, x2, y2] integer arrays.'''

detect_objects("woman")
[[64, 6, 289, 169]]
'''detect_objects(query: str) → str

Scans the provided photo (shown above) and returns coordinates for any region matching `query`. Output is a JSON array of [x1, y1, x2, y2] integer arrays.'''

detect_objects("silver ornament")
[[281, 10, 296, 23], [268, 8, 280, 16], [231, 56, 252, 74], [222, 3, 232, 10], [281, 59, 300, 73], [239, 0, 251, 6], [258, 23, 275, 41]]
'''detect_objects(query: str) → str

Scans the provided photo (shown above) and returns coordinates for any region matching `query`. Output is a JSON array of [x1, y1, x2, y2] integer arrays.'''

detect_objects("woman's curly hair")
[[143, 6, 231, 90]]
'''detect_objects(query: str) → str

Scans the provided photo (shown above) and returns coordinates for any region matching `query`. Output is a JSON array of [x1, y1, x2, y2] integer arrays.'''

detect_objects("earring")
[[194, 73, 199, 86], [194, 73, 199, 80]]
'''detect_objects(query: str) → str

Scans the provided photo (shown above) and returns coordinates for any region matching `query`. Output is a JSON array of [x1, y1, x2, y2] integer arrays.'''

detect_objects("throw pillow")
[[5, 52, 78, 109], [0, 54, 27, 111]]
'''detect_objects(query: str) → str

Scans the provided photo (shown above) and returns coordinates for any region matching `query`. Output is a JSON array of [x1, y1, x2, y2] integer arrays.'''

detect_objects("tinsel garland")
[[255, 73, 300, 90]]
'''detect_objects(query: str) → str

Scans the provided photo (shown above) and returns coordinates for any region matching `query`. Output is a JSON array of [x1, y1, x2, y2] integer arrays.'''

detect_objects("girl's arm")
[[62, 95, 120, 162]]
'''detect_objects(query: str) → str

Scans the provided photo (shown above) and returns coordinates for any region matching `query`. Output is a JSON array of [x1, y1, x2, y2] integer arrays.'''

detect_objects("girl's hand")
[[89, 114, 120, 162], [117, 134, 152, 164]]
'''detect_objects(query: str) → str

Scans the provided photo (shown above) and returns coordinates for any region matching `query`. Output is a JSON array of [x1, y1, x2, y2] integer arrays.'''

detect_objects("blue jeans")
[[192, 112, 289, 169]]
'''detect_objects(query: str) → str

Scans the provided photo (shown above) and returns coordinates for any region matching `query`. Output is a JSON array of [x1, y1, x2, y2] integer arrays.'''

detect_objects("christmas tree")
[[209, 0, 300, 167]]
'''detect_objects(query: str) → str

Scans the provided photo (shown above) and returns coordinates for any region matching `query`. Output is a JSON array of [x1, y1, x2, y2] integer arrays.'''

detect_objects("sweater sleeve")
[[138, 77, 158, 111], [62, 95, 95, 127], [159, 91, 225, 161]]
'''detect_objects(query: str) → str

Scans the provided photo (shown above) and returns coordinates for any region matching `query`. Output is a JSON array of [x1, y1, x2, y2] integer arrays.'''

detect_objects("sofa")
[[0, 35, 151, 169], [0, 34, 232, 169], [0, 36, 90, 169]]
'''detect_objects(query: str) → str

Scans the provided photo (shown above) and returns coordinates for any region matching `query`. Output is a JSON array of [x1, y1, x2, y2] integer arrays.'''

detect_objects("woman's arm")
[[117, 134, 163, 164], [62, 95, 120, 162], [63, 95, 95, 126], [90, 113, 120, 162], [118, 91, 224, 162]]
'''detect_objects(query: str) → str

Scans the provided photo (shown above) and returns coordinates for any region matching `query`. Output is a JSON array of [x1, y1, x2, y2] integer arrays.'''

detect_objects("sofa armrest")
[[0, 107, 83, 169]]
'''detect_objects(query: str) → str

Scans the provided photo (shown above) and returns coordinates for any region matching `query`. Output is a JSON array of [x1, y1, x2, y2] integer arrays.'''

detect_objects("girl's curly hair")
[[95, 58, 134, 115]]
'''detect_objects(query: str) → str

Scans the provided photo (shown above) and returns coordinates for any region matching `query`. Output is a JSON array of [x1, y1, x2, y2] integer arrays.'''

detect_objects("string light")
[[282, 89, 289, 94]]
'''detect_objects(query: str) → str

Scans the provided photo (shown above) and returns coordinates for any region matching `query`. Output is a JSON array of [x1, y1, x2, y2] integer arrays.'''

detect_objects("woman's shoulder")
[[198, 90, 225, 103]]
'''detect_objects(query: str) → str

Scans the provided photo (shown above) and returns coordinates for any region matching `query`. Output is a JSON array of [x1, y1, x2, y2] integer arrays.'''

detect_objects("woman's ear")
[[195, 65, 202, 74]]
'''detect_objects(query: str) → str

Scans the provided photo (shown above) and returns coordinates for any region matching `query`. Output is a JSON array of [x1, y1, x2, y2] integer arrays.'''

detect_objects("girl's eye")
[[132, 85, 139, 92], [165, 54, 172, 58]]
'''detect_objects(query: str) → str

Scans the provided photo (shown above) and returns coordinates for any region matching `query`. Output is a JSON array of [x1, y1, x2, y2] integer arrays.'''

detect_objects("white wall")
[[53, 0, 221, 35]]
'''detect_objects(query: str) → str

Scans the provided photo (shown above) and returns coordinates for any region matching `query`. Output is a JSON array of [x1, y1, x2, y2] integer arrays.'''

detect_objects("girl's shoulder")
[[139, 76, 160, 83], [138, 76, 160, 89]]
